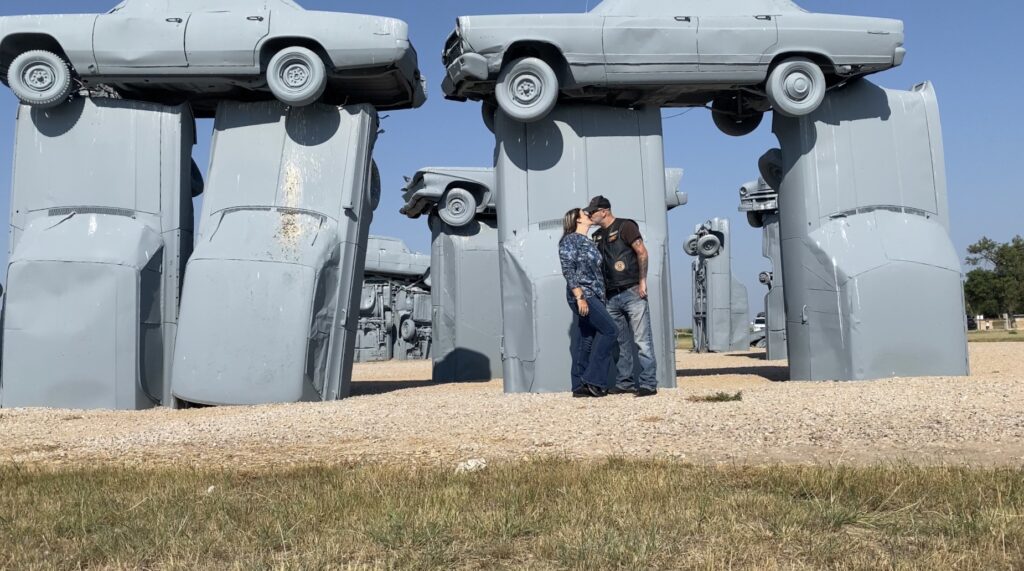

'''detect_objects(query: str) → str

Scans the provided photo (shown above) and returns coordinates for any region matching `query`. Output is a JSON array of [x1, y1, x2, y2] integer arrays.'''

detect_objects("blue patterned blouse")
[[558, 232, 606, 304]]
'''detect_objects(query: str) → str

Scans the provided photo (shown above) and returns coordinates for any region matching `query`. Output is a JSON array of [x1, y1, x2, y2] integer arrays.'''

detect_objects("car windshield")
[[591, 0, 807, 16], [274, 0, 303, 8]]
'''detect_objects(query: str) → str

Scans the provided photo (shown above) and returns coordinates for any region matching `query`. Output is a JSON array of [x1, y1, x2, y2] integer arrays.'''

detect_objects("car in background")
[[0, 0, 425, 116], [443, 0, 903, 135], [750, 312, 767, 348]]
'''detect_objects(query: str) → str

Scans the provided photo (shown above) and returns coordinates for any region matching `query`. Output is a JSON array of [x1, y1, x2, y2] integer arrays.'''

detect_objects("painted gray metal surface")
[[400, 167, 496, 221], [772, 79, 969, 381], [494, 104, 677, 393], [442, 1, 903, 109], [687, 218, 750, 353], [171, 101, 378, 405], [400, 167, 502, 382], [1, 98, 195, 409], [0, 0, 426, 116], [354, 236, 432, 363], [739, 175, 787, 360]]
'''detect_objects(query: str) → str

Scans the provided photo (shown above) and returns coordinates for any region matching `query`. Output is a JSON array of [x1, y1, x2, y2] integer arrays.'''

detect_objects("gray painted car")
[[0, 0, 426, 117], [400, 167, 496, 228], [442, 0, 904, 135]]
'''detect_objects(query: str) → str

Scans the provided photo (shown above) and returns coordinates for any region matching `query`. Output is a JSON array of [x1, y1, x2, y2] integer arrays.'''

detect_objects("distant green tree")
[[964, 236, 1024, 318]]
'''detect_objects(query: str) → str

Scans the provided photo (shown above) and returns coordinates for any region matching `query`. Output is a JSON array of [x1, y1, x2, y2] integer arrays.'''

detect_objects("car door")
[[602, 15, 699, 84], [93, 0, 189, 70], [184, 1, 270, 68], [698, 15, 778, 79]]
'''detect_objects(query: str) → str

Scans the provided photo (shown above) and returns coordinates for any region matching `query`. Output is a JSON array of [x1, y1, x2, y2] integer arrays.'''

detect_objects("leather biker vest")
[[593, 218, 640, 291]]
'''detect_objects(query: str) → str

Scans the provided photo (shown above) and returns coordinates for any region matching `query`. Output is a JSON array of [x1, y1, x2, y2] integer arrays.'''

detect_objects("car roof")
[[591, 0, 807, 16]]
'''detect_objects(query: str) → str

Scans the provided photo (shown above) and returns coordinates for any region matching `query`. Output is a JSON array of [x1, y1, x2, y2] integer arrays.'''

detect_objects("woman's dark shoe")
[[608, 386, 638, 395], [572, 387, 594, 398], [636, 387, 658, 397]]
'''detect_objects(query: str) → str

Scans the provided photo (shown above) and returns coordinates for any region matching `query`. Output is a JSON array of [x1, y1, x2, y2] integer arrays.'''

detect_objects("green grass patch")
[[687, 391, 744, 403], [969, 330, 1024, 342], [675, 328, 694, 350], [1, 460, 1022, 570]]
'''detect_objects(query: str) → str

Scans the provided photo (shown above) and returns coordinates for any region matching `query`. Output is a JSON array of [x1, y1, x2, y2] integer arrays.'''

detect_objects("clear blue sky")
[[0, 0, 1020, 327]]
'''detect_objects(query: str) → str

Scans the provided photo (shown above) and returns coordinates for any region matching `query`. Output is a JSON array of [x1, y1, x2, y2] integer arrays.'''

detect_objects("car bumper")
[[441, 53, 490, 98], [894, 47, 906, 67]]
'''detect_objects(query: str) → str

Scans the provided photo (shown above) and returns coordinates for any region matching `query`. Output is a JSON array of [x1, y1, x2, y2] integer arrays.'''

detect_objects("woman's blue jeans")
[[570, 296, 618, 392]]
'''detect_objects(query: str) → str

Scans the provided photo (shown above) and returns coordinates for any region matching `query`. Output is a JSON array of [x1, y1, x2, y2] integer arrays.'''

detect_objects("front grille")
[[443, 31, 464, 65]]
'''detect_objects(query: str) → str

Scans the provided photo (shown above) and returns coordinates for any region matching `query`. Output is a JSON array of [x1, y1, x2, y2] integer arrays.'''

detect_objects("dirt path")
[[1, 343, 1021, 469]]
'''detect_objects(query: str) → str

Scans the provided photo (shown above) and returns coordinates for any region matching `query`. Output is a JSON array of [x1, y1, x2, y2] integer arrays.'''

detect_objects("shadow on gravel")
[[726, 352, 770, 360], [349, 379, 493, 397], [676, 366, 790, 382]]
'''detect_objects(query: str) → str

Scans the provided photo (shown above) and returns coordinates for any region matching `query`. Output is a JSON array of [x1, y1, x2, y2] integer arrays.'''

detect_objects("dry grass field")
[[1, 343, 1021, 569]]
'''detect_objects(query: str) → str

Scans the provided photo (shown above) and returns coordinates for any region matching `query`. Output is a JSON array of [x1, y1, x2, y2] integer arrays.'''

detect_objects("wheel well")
[[768, 52, 835, 75], [259, 37, 330, 70], [0, 34, 70, 81], [502, 41, 570, 82]]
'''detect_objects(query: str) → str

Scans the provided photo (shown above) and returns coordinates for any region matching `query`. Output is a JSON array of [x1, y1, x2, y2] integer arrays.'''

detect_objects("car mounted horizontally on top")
[[0, 0, 426, 117], [442, 0, 904, 136]]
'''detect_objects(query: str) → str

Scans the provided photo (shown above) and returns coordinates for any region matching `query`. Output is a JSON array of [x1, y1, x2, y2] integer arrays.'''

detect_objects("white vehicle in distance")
[[443, 0, 904, 135], [0, 0, 426, 117]]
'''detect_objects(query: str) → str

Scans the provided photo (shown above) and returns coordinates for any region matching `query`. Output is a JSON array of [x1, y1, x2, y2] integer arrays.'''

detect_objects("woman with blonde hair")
[[557, 208, 617, 397]]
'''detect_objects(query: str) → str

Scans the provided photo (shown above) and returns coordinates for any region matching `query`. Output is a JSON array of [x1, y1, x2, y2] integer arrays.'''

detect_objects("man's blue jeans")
[[606, 287, 657, 391], [569, 296, 618, 392]]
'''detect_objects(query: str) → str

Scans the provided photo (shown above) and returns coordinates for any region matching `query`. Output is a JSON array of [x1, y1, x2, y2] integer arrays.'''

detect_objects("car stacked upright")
[[442, 0, 904, 135], [0, 0, 426, 116]]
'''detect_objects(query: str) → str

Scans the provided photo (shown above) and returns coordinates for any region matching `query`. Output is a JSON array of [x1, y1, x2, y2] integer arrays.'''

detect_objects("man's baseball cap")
[[583, 195, 612, 214]]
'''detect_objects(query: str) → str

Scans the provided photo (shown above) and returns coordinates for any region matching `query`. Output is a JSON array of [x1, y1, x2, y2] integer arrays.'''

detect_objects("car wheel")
[[369, 161, 382, 211], [747, 211, 764, 229], [758, 148, 784, 191], [190, 159, 205, 197], [266, 47, 327, 107], [400, 318, 418, 342], [698, 234, 722, 258], [438, 187, 476, 228], [683, 235, 700, 257], [710, 95, 763, 137], [8, 50, 73, 109], [766, 57, 826, 117], [481, 101, 498, 133], [495, 57, 559, 123]]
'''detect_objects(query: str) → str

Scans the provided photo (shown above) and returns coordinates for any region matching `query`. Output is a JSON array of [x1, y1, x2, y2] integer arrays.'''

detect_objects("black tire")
[[438, 187, 476, 228], [8, 50, 73, 109], [711, 95, 764, 137], [766, 57, 827, 117], [266, 47, 327, 107], [747, 211, 764, 229], [495, 57, 559, 123]]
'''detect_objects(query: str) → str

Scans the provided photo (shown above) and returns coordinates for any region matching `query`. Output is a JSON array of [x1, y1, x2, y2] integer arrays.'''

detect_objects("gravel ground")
[[0, 343, 1021, 469]]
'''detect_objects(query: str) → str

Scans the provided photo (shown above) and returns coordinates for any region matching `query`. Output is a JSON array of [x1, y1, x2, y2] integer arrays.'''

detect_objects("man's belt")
[[607, 284, 638, 297]]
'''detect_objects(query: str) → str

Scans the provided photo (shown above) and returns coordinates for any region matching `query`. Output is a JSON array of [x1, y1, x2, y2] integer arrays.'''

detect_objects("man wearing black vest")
[[584, 196, 658, 396]]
